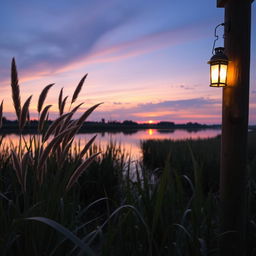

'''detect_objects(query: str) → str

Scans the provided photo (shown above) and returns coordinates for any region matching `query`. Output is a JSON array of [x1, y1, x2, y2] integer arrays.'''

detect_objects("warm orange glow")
[[220, 64, 227, 83], [133, 111, 175, 118], [211, 64, 219, 84], [226, 61, 236, 87], [210, 63, 227, 87], [148, 129, 154, 135], [148, 120, 154, 124]]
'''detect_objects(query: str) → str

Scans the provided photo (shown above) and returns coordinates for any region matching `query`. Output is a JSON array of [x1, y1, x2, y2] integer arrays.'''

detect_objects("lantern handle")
[[212, 23, 225, 55]]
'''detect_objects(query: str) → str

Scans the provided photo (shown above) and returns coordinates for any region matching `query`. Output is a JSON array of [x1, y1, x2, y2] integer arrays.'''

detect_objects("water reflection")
[[1, 129, 221, 160], [148, 129, 153, 136]]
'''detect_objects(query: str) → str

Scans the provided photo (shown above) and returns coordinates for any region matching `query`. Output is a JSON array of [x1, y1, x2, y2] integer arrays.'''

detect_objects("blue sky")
[[0, 0, 255, 124]]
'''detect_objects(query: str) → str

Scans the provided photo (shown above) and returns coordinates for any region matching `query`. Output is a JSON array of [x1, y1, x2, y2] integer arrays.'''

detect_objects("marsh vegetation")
[[1, 60, 256, 255]]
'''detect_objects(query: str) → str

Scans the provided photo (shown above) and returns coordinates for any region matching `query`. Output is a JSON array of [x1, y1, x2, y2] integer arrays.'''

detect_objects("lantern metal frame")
[[208, 23, 229, 87]]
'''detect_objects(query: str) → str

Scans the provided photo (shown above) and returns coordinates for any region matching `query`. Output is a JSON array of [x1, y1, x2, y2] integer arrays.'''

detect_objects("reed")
[[58, 87, 64, 115], [0, 59, 104, 255], [11, 58, 21, 121], [38, 104, 52, 132], [71, 74, 88, 105], [37, 83, 54, 113], [19, 95, 32, 131], [42, 112, 71, 142], [0, 100, 3, 129], [60, 95, 68, 116]]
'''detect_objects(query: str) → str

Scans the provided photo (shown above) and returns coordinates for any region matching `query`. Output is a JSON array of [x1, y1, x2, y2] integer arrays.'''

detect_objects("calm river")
[[4, 129, 221, 160]]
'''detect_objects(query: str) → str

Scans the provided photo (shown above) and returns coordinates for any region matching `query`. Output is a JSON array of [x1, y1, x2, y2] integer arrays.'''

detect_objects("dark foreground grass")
[[142, 136, 221, 193], [1, 134, 256, 255], [141, 132, 256, 255]]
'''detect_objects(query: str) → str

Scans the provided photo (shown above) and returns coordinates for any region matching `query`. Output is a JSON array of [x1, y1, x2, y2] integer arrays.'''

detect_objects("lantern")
[[208, 47, 228, 87]]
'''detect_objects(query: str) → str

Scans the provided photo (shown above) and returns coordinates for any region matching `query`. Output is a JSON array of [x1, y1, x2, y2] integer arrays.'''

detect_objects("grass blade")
[[66, 152, 100, 191], [25, 217, 96, 256]]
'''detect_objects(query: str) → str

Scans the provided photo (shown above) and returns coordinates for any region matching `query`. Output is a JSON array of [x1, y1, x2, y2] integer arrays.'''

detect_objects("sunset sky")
[[0, 0, 255, 124]]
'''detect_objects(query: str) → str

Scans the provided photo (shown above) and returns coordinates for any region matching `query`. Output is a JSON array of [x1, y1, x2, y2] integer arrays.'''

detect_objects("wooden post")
[[217, 0, 254, 255]]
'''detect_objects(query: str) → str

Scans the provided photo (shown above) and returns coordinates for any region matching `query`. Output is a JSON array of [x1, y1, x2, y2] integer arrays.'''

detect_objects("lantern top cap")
[[208, 47, 228, 64]]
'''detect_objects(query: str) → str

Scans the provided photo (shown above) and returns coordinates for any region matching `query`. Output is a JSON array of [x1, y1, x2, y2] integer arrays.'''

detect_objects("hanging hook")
[[212, 23, 225, 55]]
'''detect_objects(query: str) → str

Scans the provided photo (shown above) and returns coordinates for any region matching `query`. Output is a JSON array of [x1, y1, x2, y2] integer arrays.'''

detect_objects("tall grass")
[[140, 135, 256, 255], [0, 59, 103, 255], [1, 59, 256, 255], [141, 137, 221, 192]]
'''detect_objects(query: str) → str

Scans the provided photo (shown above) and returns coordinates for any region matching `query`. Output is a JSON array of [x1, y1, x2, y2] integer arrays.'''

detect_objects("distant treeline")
[[0, 117, 222, 134]]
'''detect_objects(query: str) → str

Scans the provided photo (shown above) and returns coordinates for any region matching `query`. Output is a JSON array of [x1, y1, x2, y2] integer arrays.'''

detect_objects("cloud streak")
[[88, 97, 222, 123], [0, 0, 213, 86], [0, 0, 145, 80]]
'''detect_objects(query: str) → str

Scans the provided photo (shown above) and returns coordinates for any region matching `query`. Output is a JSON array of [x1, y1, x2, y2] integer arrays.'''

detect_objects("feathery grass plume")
[[61, 120, 77, 146], [58, 88, 63, 115], [27, 110, 30, 123], [61, 103, 102, 146], [39, 126, 78, 170], [66, 103, 83, 123], [71, 74, 88, 104], [53, 121, 77, 152], [45, 113, 49, 126], [39, 105, 52, 132], [38, 126, 79, 183], [79, 135, 97, 159], [76, 103, 103, 127], [19, 95, 32, 131], [0, 100, 3, 129], [43, 112, 71, 142], [58, 139, 74, 168], [59, 103, 84, 135], [65, 152, 100, 192], [37, 83, 54, 113], [11, 58, 21, 121], [60, 96, 68, 116]]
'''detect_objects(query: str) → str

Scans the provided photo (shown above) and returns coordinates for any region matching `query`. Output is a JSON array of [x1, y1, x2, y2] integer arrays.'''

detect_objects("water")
[[4, 129, 221, 160]]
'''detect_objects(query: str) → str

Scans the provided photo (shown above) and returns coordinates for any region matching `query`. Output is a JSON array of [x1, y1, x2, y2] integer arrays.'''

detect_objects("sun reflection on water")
[[148, 129, 154, 136]]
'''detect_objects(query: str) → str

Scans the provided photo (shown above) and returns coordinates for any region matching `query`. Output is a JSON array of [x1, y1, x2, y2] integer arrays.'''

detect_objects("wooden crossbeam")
[[217, 0, 228, 7], [218, 0, 254, 8]]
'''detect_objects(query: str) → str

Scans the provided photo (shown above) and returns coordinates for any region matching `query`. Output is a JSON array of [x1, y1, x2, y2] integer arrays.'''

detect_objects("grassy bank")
[[141, 133, 256, 190]]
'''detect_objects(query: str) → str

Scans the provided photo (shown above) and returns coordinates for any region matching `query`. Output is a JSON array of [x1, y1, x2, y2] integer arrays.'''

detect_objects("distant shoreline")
[[1, 119, 255, 135], [0, 120, 223, 134]]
